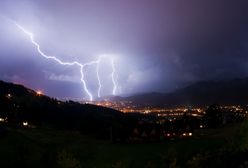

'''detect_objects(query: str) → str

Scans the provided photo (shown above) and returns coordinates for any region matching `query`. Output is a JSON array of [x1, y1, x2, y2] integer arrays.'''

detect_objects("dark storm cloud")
[[0, 0, 248, 98], [141, 0, 248, 90]]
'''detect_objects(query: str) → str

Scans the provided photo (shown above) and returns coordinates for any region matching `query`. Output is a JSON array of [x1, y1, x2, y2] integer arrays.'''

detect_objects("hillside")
[[119, 78, 248, 107], [0, 80, 123, 136], [0, 122, 246, 168]]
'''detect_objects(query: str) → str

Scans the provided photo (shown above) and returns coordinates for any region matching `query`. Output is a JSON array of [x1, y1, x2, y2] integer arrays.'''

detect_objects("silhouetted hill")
[[0, 80, 121, 115], [120, 78, 248, 107], [0, 80, 124, 137]]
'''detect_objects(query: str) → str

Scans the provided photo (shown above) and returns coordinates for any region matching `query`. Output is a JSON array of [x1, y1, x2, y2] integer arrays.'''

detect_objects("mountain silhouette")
[[115, 78, 248, 107]]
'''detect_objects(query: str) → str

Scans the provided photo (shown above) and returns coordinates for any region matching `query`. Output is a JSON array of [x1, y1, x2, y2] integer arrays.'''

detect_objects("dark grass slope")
[[0, 123, 242, 168]]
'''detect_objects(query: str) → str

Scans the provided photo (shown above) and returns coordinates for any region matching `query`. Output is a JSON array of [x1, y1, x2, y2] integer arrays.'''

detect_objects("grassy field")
[[0, 124, 241, 168]]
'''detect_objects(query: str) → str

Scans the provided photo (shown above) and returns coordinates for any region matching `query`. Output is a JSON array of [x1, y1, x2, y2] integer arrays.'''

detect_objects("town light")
[[23, 121, 28, 126], [36, 90, 42, 96], [6, 93, 12, 99]]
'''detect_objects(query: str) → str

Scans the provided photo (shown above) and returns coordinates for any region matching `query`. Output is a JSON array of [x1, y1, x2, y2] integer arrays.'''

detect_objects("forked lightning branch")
[[10, 20, 118, 101]]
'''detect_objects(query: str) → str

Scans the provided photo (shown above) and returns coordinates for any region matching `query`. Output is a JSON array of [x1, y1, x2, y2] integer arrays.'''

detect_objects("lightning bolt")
[[96, 59, 102, 98], [95, 55, 118, 97], [10, 21, 119, 101], [111, 59, 117, 95], [14, 22, 95, 100]]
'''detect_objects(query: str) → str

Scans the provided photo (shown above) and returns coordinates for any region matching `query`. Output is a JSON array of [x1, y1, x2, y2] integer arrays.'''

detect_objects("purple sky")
[[0, 0, 248, 100]]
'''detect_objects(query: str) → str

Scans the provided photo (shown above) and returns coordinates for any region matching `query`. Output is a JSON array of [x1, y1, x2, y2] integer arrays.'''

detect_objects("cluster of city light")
[[163, 132, 192, 137], [8, 18, 118, 101], [93, 100, 206, 117], [182, 132, 193, 137], [94, 101, 248, 120], [122, 107, 204, 117]]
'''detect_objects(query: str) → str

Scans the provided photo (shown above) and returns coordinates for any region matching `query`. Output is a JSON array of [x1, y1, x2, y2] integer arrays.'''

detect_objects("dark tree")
[[203, 104, 223, 128]]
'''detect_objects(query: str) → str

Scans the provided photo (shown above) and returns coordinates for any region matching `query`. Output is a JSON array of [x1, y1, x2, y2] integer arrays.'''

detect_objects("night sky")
[[0, 0, 248, 100]]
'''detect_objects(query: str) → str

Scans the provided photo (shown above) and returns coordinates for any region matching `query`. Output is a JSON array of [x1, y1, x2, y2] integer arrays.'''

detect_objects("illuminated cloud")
[[0, 0, 247, 98]]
